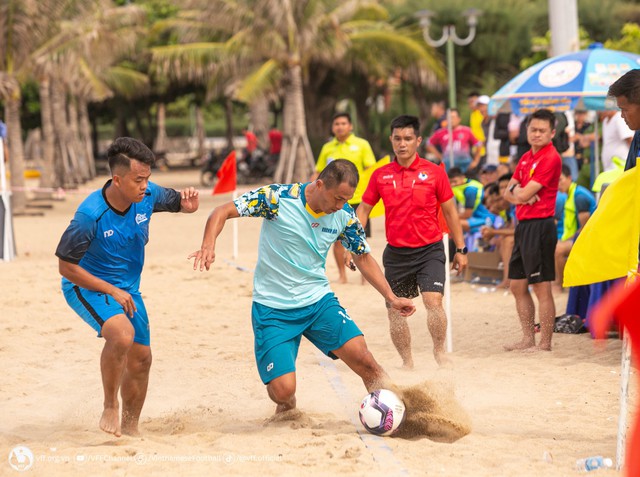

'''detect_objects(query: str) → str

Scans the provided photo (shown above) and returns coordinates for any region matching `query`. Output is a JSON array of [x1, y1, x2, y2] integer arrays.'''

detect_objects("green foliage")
[[605, 23, 640, 53]]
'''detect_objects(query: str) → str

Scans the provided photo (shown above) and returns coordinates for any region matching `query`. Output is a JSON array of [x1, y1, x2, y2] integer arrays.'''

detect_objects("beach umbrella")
[[488, 44, 640, 116]]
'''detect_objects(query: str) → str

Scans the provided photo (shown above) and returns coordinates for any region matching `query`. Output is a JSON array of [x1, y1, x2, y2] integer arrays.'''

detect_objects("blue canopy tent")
[[489, 44, 640, 180]]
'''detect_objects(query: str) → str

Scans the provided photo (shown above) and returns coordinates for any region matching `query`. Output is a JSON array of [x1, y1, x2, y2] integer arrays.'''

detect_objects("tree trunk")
[[78, 98, 96, 179], [249, 96, 269, 150], [275, 65, 315, 183], [39, 75, 58, 191], [67, 97, 90, 182], [153, 103, 167, 153], [51, 81, 77, 187], [5, 93, 27, 213], [224, 98, 235, 150], [194, 104, 205, 161]]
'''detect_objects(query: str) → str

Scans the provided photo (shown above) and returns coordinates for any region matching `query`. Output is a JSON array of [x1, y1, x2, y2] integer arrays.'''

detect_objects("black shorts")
[[508, 217, 557, 284], [383, 241, 446, 299], [352, 202, 371, 237]]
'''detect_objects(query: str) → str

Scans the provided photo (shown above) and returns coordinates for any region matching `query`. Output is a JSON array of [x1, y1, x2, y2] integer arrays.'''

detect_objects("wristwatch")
[[455, 246, 468, 255]]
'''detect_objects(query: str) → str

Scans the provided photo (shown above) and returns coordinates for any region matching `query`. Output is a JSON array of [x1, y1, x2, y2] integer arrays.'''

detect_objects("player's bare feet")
[[99, 406, 121, 437], [275, 396, 296, 414], [522, 344, 552, 353], [121, 413, 141, 436], [401, 358, 414, 370], [503, 339, 536, 351], [435, 350, 452, 367]]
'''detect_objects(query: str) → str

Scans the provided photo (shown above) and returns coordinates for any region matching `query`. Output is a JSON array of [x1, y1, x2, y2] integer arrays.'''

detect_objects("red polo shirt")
[[362, 154, 453, 248], [513, 142, 561, 221]]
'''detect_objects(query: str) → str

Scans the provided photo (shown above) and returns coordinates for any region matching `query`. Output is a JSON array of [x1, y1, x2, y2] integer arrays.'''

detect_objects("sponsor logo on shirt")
[[382, 174, 394, 179], [135, 213, 148, 225], [104, 230, 114, 238], [322, 227, 338, 234], [266, 362, 274, 372], [529, 162, 538, 178], [418, 172, 428, 181], [311, 222, 320, 228]]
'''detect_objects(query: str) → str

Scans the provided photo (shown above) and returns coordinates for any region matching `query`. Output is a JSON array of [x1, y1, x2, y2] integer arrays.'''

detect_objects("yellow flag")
[[564, 165, 640, 287], [354, 155, 390, 219]]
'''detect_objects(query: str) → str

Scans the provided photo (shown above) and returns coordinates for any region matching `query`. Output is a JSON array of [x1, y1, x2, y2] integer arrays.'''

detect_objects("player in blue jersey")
[[190, 159, 416, 415], [56, 137, 199, 437]]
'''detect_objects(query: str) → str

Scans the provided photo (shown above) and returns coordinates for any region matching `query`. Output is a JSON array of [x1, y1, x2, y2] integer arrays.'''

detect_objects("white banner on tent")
[[0, 138, 16, 262]]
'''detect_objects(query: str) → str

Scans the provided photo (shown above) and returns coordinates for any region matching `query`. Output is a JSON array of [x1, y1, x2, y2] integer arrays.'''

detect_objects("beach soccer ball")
[[359, 389, 406, 436]]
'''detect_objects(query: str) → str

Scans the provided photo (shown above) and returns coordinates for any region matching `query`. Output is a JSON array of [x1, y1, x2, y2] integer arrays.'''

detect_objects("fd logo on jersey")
[[135, 213, 148, 225], [418, 172, 428, 181]]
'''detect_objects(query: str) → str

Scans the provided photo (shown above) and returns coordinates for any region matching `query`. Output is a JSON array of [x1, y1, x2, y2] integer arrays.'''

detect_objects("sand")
[[0, 168, 634, 476]]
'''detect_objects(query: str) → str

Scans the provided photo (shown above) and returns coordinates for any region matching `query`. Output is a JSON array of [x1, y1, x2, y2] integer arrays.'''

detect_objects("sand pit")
[[0, 169, 633, 476]]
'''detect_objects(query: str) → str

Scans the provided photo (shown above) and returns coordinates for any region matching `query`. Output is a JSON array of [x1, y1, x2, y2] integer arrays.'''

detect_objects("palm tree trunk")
[[51, 81, 76, 187], [153, 103, 167, 153], [78, 98, 95, 179], [224, 98, 234, 150], [250, 97, 269, 150], [5, 94, 27, 213], [67, 97, 89, 182], [276, 65, 314, 183], [195, 104, 205, 161], [39, 75, 58, 191]]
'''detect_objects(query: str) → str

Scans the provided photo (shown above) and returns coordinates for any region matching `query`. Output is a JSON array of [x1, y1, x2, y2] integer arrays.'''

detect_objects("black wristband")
[[509, 183, 518, 194]]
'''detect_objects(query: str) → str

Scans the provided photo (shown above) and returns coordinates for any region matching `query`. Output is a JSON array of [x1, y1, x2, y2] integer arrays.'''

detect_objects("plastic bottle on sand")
[[575, 456, 613, 472]]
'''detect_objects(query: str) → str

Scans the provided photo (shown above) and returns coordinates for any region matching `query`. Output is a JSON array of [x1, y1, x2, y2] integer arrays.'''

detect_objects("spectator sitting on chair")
[[554, 164, 597, 294]]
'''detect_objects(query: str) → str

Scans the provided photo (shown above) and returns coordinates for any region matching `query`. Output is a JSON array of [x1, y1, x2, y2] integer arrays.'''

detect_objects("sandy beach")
[[0, 168, 634, 476]]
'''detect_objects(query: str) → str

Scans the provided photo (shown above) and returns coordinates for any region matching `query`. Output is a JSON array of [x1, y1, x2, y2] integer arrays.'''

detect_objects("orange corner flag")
[[213, 150, 237, 195]]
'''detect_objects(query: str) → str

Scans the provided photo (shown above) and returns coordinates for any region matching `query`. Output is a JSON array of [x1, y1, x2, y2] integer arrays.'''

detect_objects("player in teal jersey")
[[190, 160, 415, 415]]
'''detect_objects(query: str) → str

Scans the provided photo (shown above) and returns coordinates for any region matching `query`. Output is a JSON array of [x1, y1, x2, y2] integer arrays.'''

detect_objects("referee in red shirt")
[[503, 109, 562, 352], [357, 115, 467, 368]]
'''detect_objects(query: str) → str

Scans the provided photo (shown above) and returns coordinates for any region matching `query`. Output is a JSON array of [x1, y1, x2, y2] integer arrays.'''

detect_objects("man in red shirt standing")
[[357, 115, 467, 367], [503, 109, 562, 352]]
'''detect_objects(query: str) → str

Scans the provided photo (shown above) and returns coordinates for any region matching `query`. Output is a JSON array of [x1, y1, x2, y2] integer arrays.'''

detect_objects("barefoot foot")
[[275, 396, 296, 414], [434, 350, 453, 367], [99, 407, 121, 437], [503, 340, 536, 352]]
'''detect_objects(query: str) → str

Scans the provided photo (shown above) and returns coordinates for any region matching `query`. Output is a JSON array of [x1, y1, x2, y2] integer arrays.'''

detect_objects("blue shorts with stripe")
[[62, 284, 150, 346], [251, 292, 362, 384]]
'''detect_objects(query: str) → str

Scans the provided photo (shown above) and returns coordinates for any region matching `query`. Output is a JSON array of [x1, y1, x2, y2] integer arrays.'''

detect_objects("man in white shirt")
[[601, 110, 634, 172]]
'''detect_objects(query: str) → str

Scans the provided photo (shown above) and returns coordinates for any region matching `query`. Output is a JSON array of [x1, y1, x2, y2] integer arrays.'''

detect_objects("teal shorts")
[[251, 292, 363, 384]]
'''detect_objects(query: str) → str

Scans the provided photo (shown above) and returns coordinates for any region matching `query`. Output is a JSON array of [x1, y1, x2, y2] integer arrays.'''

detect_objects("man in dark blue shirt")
[[56, 137, 199, 437], [607, 69, 640, 171]]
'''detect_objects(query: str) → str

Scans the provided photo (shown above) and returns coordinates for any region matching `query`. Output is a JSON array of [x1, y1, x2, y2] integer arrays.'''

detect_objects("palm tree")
[[153, 0, 444, 183], [0, 0, 61, 212], [32, 1, 148, 188]]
